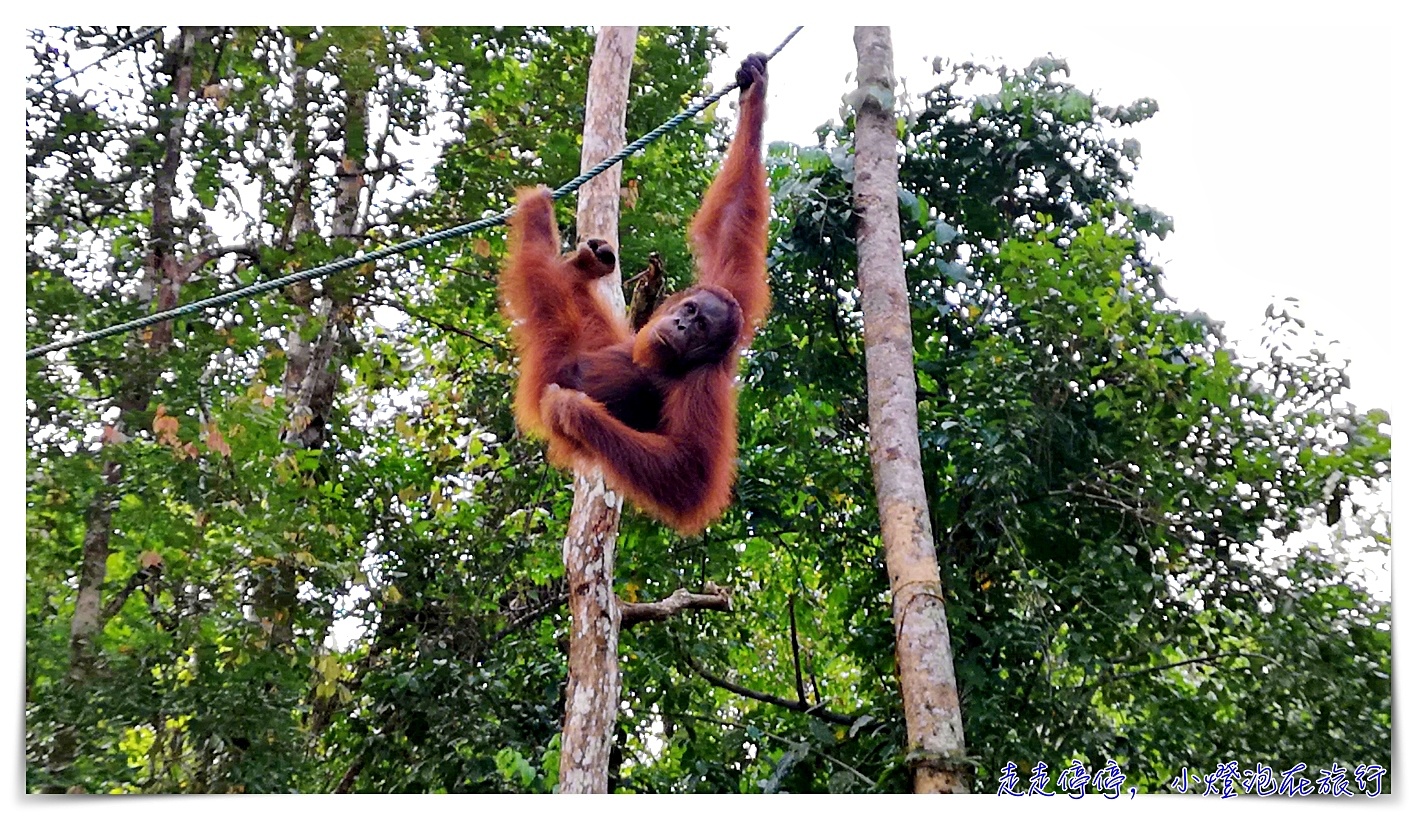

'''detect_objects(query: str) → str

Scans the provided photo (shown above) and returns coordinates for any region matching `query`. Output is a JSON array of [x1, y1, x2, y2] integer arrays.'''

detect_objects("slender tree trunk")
[[558, 24, 636, 795], [262, 56, 366, 649], [851, 26, 970, 794], [280, 74, 361, 456], [575, 26, 634, 316], [43, 27, 202, 793], [70, 26, 200, 673]]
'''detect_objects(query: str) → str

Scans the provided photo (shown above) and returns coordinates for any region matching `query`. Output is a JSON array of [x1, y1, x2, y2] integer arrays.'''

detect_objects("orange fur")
[[500, 56, 770, 534]]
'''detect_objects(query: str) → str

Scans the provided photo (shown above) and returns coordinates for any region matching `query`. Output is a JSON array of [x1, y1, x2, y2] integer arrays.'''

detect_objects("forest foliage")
[[25, 27, 1389, 793]]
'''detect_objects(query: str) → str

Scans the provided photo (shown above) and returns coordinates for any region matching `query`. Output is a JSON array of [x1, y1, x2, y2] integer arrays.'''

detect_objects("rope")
[[27, 26, 163, 100], [547, 26, 802, 201], [26, 26, 804, 361]]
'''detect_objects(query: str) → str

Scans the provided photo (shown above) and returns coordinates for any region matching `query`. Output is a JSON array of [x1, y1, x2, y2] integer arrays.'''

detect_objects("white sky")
[[711, 16, 1404, 416]]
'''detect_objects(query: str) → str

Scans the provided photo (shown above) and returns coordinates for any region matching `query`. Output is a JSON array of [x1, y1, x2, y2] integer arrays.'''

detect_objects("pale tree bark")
[[851, 26, 971, 794], [558, 24, 637, 795]]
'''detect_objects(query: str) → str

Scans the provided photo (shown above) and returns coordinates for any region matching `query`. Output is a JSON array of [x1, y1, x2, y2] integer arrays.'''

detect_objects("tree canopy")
[[26, 27, 1389, 794]]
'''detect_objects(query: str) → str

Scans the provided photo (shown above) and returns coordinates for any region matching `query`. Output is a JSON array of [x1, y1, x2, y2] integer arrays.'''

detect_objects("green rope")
[[26, 26, 803, 361], [27, 26, 163, 100], [547, 26, 802, 201]]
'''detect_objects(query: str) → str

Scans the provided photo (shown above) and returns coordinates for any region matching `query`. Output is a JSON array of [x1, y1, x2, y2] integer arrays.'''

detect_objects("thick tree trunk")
[[851, 26, 970, 794], [70, 26, 200, 672], [558, 24, 636, 795]]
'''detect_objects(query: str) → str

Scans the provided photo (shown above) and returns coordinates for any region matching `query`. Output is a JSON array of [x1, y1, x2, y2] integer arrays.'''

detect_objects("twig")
[[1089, 651, 1278, 687], [681, 653, 857, 726], [364, 296, 499, 349], [488, 586, 568, 644]]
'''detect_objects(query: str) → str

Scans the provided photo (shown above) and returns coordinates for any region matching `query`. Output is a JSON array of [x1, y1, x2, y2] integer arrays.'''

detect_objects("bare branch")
[[181, 243, 260, 277], [1088, 651, 1278, 687], [333, 756, 363, 794], [362, 295, 500, 350], [681, 653, 858, 727], [667, 712, 876, 788], [488, 587, 568, 644], [788, 590, 807, 705], [435, 261, 497, 282], [619, 583, 732, 627]]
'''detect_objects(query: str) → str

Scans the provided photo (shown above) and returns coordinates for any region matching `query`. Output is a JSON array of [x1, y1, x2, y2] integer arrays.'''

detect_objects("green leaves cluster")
[[26, 25, 725, 794], [26, 33, 1387, 795], [706, 57, 1389, 793]]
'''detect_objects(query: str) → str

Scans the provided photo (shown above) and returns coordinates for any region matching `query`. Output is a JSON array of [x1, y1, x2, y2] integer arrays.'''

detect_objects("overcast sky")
[[709, 13, 1407, 611], [709, 14, 1404, 416]]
